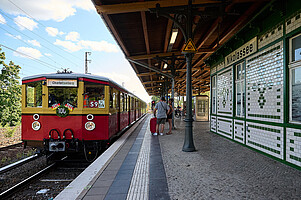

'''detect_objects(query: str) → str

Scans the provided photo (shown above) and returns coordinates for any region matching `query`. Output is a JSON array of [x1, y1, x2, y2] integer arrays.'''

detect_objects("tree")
[[0, 48, 21, 126]]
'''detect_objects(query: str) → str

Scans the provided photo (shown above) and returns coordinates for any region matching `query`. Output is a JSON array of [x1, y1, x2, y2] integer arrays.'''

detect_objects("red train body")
[[21, 72, 146, 160]]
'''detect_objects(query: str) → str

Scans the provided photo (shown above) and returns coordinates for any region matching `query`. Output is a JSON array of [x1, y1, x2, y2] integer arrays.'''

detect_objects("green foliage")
[[3, 125, 17, 138], [0, 48, 21, 127]]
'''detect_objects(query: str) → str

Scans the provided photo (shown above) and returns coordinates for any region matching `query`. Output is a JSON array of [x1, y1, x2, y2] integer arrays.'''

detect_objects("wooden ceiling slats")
[[93, 0, 270, 96]]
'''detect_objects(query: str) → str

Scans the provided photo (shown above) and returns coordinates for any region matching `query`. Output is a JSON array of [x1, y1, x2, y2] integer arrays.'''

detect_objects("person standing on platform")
[[166, 98, 173, 135], [153, 97, 170, 136]]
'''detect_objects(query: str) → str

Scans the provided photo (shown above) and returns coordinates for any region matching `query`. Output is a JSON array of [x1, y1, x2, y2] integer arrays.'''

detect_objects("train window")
[[125, 94, 128, 111], [48, 87, 78, 108], [120, 93, 124, 111], [84, 83, 105, 108], [26, 81, 42, 107]]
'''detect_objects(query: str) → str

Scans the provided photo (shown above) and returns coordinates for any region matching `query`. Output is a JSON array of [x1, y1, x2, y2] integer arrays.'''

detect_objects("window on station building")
[[289, 33, 301, 123], [26, 81, 42, 107], [83, 83, 105, 108], [235, 62, 245, 117], [211, 75, 216, 114]]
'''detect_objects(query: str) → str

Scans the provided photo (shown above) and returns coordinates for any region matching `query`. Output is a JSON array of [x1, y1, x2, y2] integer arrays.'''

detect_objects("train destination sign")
[[47, 79, 77, 87], [225, 37, 257, 66]]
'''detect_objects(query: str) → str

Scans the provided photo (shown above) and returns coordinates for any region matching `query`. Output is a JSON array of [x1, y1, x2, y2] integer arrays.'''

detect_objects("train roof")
[[22, 72, 145, 101], [22, 72, 110, 82]]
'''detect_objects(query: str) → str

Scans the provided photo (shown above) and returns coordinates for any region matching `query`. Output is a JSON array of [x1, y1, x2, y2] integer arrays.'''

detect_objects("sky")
[[0, 0, 151, 103]]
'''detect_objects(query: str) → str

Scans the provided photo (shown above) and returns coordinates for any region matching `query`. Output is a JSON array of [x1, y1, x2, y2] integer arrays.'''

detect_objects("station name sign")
[[47, 79, 77, 87], [225, 37, 257, 66]]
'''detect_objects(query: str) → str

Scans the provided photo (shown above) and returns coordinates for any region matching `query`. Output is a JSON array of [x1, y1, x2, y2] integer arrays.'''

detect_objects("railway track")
[[1, 156, 89, 200], [0, 154, 40, 174], [0, 142, 23, 151]]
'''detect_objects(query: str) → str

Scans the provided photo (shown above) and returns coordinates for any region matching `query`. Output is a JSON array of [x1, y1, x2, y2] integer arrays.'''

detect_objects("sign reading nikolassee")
[[47, 79, 77, 87], [225, 37, 257, 66]]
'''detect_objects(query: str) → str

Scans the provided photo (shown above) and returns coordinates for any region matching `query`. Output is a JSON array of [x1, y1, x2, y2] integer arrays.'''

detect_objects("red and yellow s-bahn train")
[[21, 71, 146, 160]]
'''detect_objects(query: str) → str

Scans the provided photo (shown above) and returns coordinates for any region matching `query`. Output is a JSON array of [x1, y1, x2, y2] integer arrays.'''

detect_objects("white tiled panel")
[[217, 117, 232, 139], [246, 122, 283, 159], [286, 128, 301, 167], [258, 25, 283, 49], [246, 41, 284, 123], [217, 67, 233, 117], [210, 115, 217, 132], [234, 119, 245, 144], [286, 11, 301, 34]]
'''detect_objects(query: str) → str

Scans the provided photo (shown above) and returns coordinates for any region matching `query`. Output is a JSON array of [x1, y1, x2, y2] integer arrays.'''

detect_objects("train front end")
[[21, 73, 110, 159]]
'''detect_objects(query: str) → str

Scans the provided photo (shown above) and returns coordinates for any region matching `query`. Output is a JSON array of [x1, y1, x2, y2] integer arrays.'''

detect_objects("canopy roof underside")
[[92, 0, 270, 96]]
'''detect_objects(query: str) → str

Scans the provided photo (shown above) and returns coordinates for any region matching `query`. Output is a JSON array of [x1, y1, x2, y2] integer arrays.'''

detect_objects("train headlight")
[[33, 114, 40, 120], [85, 121, 95, 131], [32, 121, 41, 131], [87, 114, 94, 121]]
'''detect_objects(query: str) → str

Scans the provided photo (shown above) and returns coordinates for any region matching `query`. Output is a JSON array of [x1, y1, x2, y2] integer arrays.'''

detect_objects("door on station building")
[[195, 95, 209, 121]]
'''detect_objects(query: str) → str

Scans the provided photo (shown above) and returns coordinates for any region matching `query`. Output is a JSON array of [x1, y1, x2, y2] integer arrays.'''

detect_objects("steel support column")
[[182, 0, 195, 152]]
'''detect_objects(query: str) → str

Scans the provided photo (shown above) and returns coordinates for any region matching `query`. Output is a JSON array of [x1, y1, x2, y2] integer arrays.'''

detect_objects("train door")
[[128, 96, 131, 124], [117, 90, 120, 132]]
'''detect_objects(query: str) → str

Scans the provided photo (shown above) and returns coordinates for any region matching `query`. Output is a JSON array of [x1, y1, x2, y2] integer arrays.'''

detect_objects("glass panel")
[[292, 67, 301, 122], [236, 83, 241, 116], [236, 64, 241, 80], [197, 100, 206, 116], [26, 82, 42, 107], [49, 87, 78, 107], [292, 34, 301, 62], [212, 88, 216, 114], [242, 81, 245, 116], [82, 83, 104, 108]]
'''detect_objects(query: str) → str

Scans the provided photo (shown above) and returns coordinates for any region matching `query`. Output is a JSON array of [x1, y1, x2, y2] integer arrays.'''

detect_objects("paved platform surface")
[[58, 114, 301, 200]]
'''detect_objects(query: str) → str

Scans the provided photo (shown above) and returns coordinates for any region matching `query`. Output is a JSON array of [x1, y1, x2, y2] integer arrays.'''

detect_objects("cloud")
[[14, 47, 43, 59], [78, 40, 119, 53], [53, 39, 119, 53], [0, 14, 6, 24], [5, 33, 22, 40], [0, 0, 95, 22], [14, 16, 38, 31], [65, 32, 80, 41], [27, 40, 41, 47], [45, 53, 52, 56], [45, 27, 64, 37], [54, 39, 82, 52]]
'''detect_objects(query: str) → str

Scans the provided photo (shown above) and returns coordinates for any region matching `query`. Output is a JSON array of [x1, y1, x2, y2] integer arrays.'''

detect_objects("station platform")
[[55, 114, 301, 200]]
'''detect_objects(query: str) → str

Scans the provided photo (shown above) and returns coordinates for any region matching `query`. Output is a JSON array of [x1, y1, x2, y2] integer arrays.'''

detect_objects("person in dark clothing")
[[166, 98, 173, 135]]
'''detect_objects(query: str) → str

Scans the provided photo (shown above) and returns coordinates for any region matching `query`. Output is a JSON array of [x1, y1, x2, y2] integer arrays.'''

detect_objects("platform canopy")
[[91, 0, 270, 96]]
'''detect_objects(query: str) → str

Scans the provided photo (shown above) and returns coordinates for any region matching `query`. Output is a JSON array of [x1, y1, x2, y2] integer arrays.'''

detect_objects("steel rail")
[[0, 142, 23, 151], [0, 161, 57, 199], [0, 154, 40, 175]]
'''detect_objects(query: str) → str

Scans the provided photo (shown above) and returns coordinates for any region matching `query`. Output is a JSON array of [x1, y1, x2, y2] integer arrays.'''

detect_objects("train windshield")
[[48, 87, 78, 107], [84, 83, 105, 108]]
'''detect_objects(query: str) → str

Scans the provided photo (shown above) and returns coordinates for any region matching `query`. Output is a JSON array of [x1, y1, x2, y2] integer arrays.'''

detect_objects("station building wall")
[[210, 9, 301, 169]]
